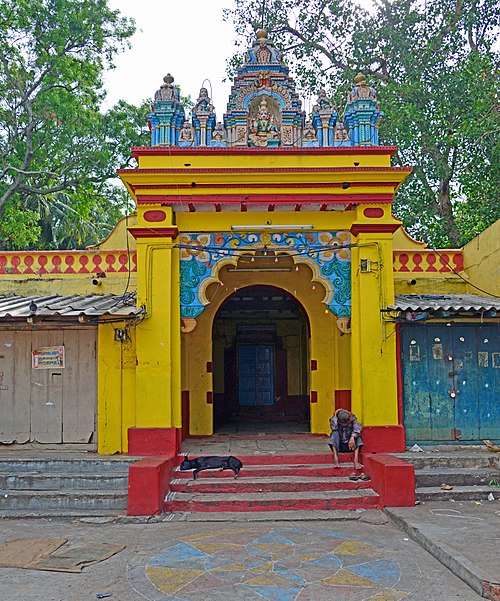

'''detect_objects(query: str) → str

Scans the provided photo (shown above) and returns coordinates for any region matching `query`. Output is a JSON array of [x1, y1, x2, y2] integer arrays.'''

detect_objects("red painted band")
[[351, 223, 401, 235], [136, 194, 394, 204], [128, 227, 178, 239]]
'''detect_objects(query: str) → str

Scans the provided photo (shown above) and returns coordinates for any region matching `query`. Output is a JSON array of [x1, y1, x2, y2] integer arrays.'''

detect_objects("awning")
[[0, 293, 142, 319], [389, 294, 500, 313]]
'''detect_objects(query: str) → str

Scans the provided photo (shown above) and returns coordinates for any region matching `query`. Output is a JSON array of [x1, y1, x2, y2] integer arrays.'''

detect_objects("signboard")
[[32, 346, 65, 369]]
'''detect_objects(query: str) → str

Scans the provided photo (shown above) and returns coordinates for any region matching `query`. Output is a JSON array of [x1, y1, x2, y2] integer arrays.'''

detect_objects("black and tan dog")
[[179, 455, 243, 480]]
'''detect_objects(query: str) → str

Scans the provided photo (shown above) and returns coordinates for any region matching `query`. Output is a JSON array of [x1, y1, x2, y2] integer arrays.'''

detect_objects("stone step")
[[174, 463, 361, 479], [170, 475, 372, 493], [416, 485, 498, 502], [394, 453, 500, 470], [0, 508, 127, 519], [168, 509, 384, 522], [0, 458, 137, 473], [164, 488, 380, 512], [0, 472, 128, 491], [414, 467, 499, 488], [0, 489, 128, 511]]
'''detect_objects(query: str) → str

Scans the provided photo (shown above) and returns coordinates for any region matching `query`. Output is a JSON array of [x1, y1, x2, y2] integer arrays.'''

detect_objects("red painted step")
[[164, 490, 380, 512], [170, 476, 373, 494], [178, 453, 357, 466], [175, 465, 358, 479], [165, 453, 379, 514]]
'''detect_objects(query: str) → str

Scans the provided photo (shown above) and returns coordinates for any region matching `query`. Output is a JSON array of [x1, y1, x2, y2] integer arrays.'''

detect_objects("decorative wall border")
[[0, 251, 137, 275], [179, 231, 351, 319], [393, 250, 464, 273]]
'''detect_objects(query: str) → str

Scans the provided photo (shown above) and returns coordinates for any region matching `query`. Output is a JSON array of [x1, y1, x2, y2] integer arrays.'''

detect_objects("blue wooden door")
[[402, 324, 500, 442], [477, 325, 500, 440], [238, 345, 274, 407]]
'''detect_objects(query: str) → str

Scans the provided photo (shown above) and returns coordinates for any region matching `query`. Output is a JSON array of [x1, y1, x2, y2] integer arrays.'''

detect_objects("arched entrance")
[[212, 285, 310, 433]]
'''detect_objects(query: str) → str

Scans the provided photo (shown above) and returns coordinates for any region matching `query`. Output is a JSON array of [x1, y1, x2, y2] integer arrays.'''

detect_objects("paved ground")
[[0, 513, 487, 601]]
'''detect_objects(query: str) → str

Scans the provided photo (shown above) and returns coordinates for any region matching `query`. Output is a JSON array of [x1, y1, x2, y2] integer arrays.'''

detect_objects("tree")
[[226, 0, 500, 247], [0, 0, 147, 249]]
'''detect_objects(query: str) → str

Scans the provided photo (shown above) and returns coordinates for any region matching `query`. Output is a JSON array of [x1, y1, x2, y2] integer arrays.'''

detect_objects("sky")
[[104, 1, 239, 115]]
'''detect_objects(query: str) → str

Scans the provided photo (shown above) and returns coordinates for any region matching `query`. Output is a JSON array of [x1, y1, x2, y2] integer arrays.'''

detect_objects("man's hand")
[[348, 435, 356, 451]]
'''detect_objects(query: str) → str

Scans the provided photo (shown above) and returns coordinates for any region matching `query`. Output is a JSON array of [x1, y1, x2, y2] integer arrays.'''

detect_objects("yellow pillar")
[[132, 207, 180, 429], [350, 226, 398, 426]]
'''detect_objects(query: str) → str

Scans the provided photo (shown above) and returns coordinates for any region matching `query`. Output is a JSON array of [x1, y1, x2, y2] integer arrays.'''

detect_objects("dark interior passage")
[[212, 286, 310, 432]]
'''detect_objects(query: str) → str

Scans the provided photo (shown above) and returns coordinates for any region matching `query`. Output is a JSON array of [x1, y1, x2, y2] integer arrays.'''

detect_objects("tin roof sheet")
[[390, 294, 500, 312], [0, 293, 141, 318]]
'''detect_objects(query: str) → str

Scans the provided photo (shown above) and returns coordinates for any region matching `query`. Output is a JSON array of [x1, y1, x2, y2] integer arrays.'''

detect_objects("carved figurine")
[[178, 120, 195, 143], [211, 122, 226, 142], [349, 73, 377, 102], [334, 121, 350, 142], [155, 74, 177, 102], [194, 87, 214, 114], [303, 121, 317, 142]]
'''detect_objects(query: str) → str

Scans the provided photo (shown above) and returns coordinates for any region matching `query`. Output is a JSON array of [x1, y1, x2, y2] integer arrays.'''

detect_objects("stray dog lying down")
[[179, 455, 243, 480]]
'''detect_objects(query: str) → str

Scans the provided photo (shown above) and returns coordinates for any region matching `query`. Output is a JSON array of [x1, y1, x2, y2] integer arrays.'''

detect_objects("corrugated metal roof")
[[0, 293, 142, 318], [390, 294, 500, 312]]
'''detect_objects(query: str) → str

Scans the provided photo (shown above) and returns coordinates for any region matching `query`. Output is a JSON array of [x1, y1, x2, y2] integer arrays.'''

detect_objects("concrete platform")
[[387, 500, 500, 600]]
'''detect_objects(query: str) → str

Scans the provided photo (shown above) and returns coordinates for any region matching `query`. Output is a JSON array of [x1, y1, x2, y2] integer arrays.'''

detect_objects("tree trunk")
[[438, 179, 461, 247]]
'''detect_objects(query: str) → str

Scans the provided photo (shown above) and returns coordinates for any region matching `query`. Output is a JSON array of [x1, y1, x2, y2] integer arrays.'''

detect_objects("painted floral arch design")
[[179, 231, 351, 319]]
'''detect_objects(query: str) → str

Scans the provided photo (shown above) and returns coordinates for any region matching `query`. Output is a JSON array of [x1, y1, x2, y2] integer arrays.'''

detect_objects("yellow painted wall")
[[462, 220, 500, 296], [97, 321, 136, 453]]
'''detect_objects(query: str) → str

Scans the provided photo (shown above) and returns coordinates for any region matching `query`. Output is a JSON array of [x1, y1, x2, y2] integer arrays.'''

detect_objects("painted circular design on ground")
[[128, 527, 408, 601]]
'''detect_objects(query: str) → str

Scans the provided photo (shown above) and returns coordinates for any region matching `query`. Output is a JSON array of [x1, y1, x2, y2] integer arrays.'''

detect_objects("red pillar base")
[[128, 427, 182, 457], [364, 454, 415, 507], [361, 425, 406, 453], [127, 457, 174, 516]]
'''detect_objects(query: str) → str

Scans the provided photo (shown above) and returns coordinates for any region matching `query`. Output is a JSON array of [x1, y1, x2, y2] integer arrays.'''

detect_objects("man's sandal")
[[349, 473, 359, 481], [359, 473, 371, 481]]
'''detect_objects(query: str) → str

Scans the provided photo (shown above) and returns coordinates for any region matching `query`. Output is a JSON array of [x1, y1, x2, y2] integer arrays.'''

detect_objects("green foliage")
[[226, 0, 500, 247], [0, 0, 148, 249]]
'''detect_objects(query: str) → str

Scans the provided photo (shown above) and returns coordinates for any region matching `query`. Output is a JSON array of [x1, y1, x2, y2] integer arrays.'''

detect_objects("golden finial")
[[256, 29, 268, 40], [354, 73, 366, 84], [163, 74, 174, 85]]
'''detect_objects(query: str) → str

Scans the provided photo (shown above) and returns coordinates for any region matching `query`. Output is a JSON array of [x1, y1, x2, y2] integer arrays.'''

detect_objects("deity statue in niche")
[[178, 120, 195, 143], [248, 97, 280, 147]]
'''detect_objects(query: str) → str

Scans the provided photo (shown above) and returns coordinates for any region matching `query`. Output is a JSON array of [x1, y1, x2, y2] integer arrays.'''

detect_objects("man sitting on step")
[[328, 409, 367, 478]]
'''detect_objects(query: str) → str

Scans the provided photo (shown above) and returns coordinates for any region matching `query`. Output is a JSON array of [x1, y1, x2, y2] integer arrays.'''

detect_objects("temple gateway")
[[0, 30, 499, 462]]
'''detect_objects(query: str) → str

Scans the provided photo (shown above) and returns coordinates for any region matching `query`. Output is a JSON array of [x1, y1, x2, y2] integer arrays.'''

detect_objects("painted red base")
[[364, 454, 415, 507], [127, 457, 174, 516], [128, 427, 181, 457], [361, 425, 406, 453]]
